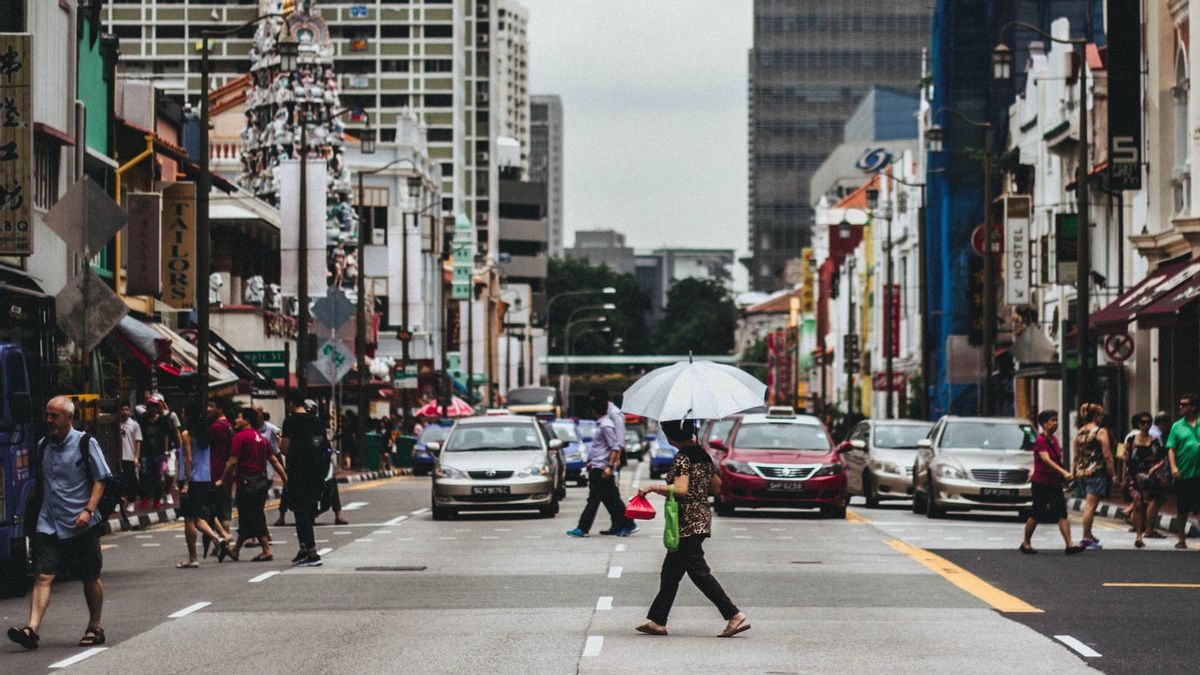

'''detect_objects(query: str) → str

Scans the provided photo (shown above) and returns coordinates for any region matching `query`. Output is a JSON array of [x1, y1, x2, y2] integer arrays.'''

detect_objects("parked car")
[[706, 410, 846, 518], [552, 420, 589, 486], [911, 416, 1036, 518], [623, 428, 646, 462], [841, 419, 934, 507], [648, 433, 677, 479], [429, 415, 566, 520], [413, 423, 453, 476]]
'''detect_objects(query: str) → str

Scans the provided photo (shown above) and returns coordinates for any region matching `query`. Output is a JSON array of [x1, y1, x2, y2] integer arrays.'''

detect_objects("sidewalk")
[[98, 467, 409, 535], [1067, 493, 1200, 537]]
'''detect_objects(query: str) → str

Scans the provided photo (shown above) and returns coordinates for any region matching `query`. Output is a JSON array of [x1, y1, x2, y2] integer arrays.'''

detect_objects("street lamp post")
[[546, 287, 617, 370], [866, 185, 894, 419], [198, 14, 297, 412], [926, 109, 994, 415], [994, 23, 1091, 408]]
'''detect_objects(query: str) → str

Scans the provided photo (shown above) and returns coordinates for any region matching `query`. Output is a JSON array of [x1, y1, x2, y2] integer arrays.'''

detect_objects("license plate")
[[767, 481, 806, 492], [980, 487, 1017, 497], [472, 486, 511, 495]]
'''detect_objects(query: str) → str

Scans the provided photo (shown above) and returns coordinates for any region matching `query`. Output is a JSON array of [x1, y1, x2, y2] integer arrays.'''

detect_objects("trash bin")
[[363, 432, 383, 471], [394, 435, 416, 469]]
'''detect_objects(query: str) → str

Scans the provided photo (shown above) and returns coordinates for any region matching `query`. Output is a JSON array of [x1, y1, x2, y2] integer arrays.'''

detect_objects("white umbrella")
[[621, 356, 766, 421]]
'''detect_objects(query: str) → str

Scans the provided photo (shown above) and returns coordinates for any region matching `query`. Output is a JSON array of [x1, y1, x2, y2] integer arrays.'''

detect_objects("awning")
[[1135, 261, 1200, 328], [110, 317, 239, 394], [177, 328, 277, 397], [1090, 259, 1199, 334]]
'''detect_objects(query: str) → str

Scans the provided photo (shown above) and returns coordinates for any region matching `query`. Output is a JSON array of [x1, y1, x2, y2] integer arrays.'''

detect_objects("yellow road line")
[[846, 509, 871, 524], [886, 538, 1043, 613], [1104, 582, 1200, 589]]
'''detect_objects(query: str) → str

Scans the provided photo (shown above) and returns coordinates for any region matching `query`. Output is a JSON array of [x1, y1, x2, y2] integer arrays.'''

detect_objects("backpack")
[[33, 432, 119, 524]]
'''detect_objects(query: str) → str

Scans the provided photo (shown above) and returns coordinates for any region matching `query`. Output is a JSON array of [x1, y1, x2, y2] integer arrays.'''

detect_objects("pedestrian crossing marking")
[[342, 501, 368, 511], [248, 571, 279, 583], [607, 566, 622, 578], [1103, 582, 1200, 588], [886, 538, 1043, 613], [596, 596, 613, 610], [49, 647, 107, 668], [583, 636, 604, 657]]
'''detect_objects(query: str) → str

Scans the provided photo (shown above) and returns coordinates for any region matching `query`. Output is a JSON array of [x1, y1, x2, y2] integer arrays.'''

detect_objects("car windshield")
[[707, 420, 735, 443], [446, 423, 543, 452], [624, 430, 641, 442], [506, 388, 556, 406], [419, 426, 450, 443], [940, 422, 1036, 450], [874, 424, 933, 449], [734, 423, 830, 451], [552, 423, 579, 442], [577, 422, 597, 440]]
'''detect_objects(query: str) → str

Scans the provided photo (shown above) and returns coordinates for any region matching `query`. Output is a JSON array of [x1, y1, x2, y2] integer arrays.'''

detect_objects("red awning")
[[1090, 259, 1199, 334], [1135, 259, 1200, 328]]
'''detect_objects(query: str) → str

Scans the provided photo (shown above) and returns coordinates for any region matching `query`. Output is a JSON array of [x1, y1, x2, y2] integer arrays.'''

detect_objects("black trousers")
[[291, 489, 319, 550], [577, 468, 632, 532], [235, 483, 270, 543], [647, 535, 739, 625]]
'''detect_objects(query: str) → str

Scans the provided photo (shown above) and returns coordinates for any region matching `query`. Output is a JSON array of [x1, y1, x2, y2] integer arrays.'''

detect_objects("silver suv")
[[911, 416, 1036, 518]]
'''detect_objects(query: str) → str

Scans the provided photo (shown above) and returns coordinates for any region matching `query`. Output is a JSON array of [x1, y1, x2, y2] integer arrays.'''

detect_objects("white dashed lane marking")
[[411, 507, 430, 515], [384, 515, 409, 525], [607, 567, 623, 578], [614, 544, 627, 552], [596, 596, 613, 610], [341, 501, 368, 511], [248, 571, 279, 583], [1055, 635, 1102, 658], [169, 602, 211, 618], [49, 647, 108, 668], [583, 636, 604, 657], [317, 548, 333, 556]]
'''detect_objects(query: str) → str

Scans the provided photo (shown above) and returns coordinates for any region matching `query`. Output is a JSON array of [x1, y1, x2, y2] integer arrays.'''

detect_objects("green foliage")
[[739, 338, 768, 383], [656, 277, 736, 355], [547, 257, 652, 361]]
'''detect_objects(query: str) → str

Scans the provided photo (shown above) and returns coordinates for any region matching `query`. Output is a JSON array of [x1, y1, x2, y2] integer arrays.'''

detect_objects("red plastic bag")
[[625, 493, 657, 520]]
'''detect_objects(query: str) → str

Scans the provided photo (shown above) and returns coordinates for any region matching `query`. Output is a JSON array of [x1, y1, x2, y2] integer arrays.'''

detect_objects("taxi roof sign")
[[765, 406, 796, 418]]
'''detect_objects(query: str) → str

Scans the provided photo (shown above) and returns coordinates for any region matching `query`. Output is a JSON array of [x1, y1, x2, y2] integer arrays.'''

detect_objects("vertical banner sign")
[[160, 182, 196, 309], [0, 34, 32, 256], [1108, 0, 1142, 190], [886, 284, 901, 358], [452, 212, 474, 300], [967, 255, 984, 345], [800, 248, 815, 313], [125, 192, 162, 296], [278, 159, 329, 296], [1055, 213, 1078, 285], [1004, 195, 1031, 305]]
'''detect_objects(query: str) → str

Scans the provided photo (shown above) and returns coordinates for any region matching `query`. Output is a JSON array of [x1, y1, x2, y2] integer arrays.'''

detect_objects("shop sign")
[[125, 192, 161, 296], [886, 283, 901, 358], [0, 34, 32, 255], [1108, 0, 1142, 190], [452, 212, 474, 300], [160, 182, 196, 309], [1004, 196, 1031, 305], [800, 248, 815, 314]]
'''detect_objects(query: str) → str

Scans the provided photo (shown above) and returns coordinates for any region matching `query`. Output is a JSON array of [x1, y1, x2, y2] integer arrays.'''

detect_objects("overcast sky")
[[520, 1, 753, 291]]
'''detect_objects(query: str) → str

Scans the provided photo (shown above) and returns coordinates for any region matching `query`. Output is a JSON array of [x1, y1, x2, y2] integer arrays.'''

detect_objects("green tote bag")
[[663, 485, 680, 551]]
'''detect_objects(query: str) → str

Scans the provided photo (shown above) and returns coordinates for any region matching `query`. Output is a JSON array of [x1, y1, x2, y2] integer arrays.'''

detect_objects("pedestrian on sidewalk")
[[635, 419, 749, 638], [281, 397, 330, 567], [220, 407, 287, 562], [1074, 403, 1115, 550], [1123, 412, 1167, 549], [1021, 410, 1085, 555], [567, 396, 636, 538], [160, 397, 182, 508], [117, 403, 141, 515], [1145, 411, 1173, 538], [7, 396, 112, 651], [177, 407, 231, 568], [1166, 395, 1200, 550], [138, 396, 170, 510]]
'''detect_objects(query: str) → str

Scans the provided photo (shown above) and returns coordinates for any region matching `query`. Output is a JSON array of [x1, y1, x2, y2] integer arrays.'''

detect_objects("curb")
[[1066, 497, 1200, 537]]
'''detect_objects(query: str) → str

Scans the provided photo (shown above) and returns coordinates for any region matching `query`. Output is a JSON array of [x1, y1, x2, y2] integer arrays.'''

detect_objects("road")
[[1, 460, 1190, 673]]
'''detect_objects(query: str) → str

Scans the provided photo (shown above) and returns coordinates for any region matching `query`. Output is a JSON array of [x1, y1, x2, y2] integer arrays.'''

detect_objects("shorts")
[[166, 451, 178, 478], [1031, 483, 1067, 523], [180, 481, 212, 519], [1176, 477, 1200, 517], [34, 527, 103, 582], [210, 482, 233, 522], [1081, 475, 1109, 497]]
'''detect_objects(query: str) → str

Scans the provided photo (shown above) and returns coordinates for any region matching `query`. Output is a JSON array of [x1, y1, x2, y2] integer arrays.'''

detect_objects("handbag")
[[625, 493, 656, 520], [238, 471, 271, 494], [663, 485, 679, 552]]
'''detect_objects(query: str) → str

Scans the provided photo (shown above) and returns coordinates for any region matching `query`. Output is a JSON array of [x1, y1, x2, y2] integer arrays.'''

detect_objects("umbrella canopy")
[[415, 396, 475, 418], [621, 358, 766, 422]]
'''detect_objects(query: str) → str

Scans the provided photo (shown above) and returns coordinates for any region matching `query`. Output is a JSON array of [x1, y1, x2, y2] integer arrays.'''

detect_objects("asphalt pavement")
[[0, 462, 1142, 673]]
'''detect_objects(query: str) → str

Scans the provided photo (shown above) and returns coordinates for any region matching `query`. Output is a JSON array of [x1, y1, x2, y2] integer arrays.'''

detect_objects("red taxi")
[[703, 409, 847, 518]]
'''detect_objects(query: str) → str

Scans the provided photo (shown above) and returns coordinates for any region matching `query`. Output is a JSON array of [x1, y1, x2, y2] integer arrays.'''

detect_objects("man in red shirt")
[[207, 401, 235, 540], [221, 408, 286, 562]]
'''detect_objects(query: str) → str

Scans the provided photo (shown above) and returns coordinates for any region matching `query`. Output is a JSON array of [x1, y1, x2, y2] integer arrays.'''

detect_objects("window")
[[156, 25, 185, 39], [423, 94, 452, 107], [380, 59, 409, 73], [423, 59, 453, 73], [33, 138, 60, 210], [112, 25, 141, 40], [379, 94, 409, 107], [424, 24, 453, 38], [732, 423, 830, 451], [427, 127, 453, 142], [380, 25, 410, 39], [441, 162, 454, 176], [1174, 47, 1190, 215]]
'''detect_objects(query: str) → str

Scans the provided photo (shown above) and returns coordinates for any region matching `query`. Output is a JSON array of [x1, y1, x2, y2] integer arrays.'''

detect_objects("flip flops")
[[175, 561, 200, 569], [79, 627, 105, 647], [7, 626, 38, 650], [635, 622, 668, 636], [251, 553, 274, 562], [718, 616, 751, 638]]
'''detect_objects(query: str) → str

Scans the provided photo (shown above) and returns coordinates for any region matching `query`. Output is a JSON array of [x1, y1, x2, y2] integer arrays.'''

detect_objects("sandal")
[[7, 626, 38, 650], [1019, 543, 1037, 554], [251, 553, 274, 562], [79, 627, 105, 647], [635, 622, 668, 636], [718, 614, 752, 638], [176, 561, 200, 569], [1176, 542, 1190, 550]]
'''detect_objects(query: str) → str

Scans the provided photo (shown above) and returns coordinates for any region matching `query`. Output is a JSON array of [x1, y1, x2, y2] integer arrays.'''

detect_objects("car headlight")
[[518, 464, 550, 478], [571, 451, 587, 461], [436, 465, 467, 479], [873, 460, 900, 475], [724, 460, 756, 476], [935, 463, 966, 480], [812, 463, 843, 477]]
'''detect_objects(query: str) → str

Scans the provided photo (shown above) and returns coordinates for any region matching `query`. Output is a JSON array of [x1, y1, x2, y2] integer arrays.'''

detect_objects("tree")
[[656, 278, 736, 355], [546, 257, 652, 362], [739, 337, 768, 383]]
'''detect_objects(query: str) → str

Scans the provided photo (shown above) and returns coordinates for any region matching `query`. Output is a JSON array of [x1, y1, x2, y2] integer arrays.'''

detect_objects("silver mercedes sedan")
[[429, 415, 566, 520]]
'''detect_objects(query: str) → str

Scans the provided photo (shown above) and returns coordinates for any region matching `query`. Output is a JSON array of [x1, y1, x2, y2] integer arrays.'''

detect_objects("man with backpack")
[[281, 397, 331, 566], [7, 396, 113, 651]]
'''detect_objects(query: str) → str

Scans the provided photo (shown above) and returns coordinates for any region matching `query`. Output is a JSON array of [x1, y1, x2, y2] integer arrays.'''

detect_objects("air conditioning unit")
[[477, 3, 489, 15], [478, 33, 489, 45], [477, 151, 490, 162], [477, 92, 489, 103]]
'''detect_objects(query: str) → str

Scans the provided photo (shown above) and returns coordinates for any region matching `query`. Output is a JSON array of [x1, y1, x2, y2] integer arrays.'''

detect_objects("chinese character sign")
[[0, 34, 31, 256]]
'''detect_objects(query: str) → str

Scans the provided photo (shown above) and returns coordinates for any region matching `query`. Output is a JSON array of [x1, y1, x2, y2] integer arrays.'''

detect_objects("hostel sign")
[[160, 182, 196, 309], [0, 34, 32, 255], [1004, 196, 1031, 306]]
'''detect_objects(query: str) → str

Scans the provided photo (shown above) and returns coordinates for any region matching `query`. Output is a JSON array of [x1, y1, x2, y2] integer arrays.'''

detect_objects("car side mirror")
[[549, 439, 563, 450], [849, 439, 866, 450], [426, 442, 441, 455], [8, 392, 32, 425], [709, 439, 727, 452], [917, 439, 932, 449]]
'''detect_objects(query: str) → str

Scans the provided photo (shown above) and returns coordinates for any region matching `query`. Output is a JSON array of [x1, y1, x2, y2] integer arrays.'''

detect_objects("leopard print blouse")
[[666, 448, 715, 538]]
